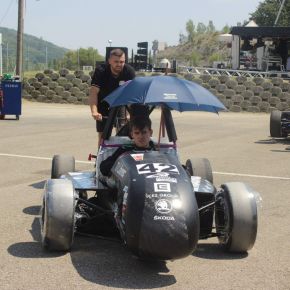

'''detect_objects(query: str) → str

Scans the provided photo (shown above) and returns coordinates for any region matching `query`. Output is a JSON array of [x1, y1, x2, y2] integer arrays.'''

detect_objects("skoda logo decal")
[[155, 199, 172, 214]]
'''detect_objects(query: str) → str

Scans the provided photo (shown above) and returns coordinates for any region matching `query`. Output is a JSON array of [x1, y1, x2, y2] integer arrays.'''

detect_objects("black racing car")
[[41, 106, 258, 260]]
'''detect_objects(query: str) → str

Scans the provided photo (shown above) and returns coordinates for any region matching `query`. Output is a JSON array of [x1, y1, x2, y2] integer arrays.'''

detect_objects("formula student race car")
[[41, 105, 258, 260], [270, 110, 290, 138]]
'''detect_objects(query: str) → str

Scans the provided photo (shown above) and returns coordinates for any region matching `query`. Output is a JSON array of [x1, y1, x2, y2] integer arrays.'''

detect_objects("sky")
[[0, 0, 262, 56]]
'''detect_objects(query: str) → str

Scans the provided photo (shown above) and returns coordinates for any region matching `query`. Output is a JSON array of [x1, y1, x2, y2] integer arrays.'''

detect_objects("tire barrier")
[[22, 71, 290, 111]]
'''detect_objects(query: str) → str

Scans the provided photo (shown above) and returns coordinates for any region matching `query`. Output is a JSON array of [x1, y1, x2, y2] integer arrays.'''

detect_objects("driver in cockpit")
[[100, 117, 155, 177]]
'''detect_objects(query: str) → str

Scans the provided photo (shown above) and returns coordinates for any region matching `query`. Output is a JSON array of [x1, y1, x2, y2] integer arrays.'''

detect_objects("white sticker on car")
[[136, 163, 179, 175], [155, 199, 172, 214], [153, 215, 175, 221], [131, 153, 144, 161], [154, 182, 171, 192], [145, 193, 178, 199], [146, 172, 177, 183]]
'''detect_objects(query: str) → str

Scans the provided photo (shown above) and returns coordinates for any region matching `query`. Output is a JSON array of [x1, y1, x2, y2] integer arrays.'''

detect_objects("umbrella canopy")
[[104, 75, 226, 113]]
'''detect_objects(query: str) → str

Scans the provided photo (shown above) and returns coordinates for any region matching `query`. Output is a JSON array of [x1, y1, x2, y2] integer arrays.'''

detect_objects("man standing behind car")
[[89, 48, 135, 147]]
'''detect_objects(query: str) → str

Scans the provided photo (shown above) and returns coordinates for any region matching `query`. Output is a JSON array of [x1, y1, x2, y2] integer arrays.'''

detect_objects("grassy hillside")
[[0, 27, 68, 72], [156, 32, 229, 67]]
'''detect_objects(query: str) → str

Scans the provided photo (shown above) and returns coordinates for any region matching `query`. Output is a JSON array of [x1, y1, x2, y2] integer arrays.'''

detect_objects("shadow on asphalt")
[[7, 218, 63, 259], [8, 216, 177, 288], [255, 137, 290, 151], [23, 205, 41, 215], [70, 236, 176, 288], [193, 243, 247, 260], [29, 180, 46, 189]]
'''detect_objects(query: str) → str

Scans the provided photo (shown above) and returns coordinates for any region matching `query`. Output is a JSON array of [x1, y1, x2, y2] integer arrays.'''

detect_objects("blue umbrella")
[[104, 75, 226, 113]]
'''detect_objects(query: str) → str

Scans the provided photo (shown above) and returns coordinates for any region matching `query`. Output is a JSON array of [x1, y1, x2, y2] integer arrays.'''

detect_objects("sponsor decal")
[[145, 193, 178, 199], [154, 215, 175, 221], [146, 172, 177, 183], [156, 176, 177, 183], [131, 153, 144, 161], [154, 182, 171, 192], [147, 172, 169, 178], [115, 163, 127, 178], [136, 163, 179, 175], [163, 93, 178, 100], [155, 199, 172, 214]]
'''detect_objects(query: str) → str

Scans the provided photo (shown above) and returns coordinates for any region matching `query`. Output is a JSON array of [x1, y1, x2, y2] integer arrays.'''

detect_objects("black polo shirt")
[[91, 63, 135, 116]]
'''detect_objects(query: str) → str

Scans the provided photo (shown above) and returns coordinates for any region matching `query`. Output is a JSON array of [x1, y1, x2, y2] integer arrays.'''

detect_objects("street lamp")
[[108, 40, 112, 47]]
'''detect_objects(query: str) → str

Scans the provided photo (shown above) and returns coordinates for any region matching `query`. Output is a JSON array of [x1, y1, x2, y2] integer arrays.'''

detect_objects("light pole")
[[77, 48, 80, 70], [108, 40, 112, 47], [45, 45, 48, 69], [16, 0, 24, 79], [6, 42, 9, 72]]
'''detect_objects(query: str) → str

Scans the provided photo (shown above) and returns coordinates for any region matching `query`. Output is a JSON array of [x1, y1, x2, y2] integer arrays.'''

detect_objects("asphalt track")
[[0, 101, 289, 290]]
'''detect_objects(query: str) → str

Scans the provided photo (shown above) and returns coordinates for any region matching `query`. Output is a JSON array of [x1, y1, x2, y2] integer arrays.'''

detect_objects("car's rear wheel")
[[185, 158, 213, 183], [270, 110, 283, 137], [51, 154, 75, 179], [41, 179, 76, 251], [215, 182, 257, 253]]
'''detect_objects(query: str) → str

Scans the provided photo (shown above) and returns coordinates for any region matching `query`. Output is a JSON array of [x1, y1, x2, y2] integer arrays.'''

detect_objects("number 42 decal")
[[136, 163, 179, 174]]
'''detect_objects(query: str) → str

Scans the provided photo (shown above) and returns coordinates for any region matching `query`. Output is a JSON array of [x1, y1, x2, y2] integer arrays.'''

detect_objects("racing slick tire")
[[270, 110, 283, 138], [51, 154, 75, 178], [215, 182, 257, 253], [41, 179, 76, 251], [185, 158, 213, 183]]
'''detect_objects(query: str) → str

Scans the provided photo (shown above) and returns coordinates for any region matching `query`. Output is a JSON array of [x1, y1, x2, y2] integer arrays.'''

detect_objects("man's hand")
[[92, 111, 102, 121]]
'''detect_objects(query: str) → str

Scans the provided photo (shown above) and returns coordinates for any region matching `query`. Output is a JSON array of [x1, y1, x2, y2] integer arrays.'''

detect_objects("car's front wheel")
[[215, 182, 258, 253], [41, 179, 76, 251]]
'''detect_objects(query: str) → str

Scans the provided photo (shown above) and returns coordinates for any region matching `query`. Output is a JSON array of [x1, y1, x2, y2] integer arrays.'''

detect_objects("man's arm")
[[89, 86, 102, 121]]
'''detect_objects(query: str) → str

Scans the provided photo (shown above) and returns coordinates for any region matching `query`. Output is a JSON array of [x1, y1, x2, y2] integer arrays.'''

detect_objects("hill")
[[0, 27, 68, 72], [156, 32, 229, 67]]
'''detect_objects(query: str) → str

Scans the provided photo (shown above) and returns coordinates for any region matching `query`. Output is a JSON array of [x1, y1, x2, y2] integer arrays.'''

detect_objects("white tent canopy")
[[245, 20, 258, 27], [218, 33, 232, 43]]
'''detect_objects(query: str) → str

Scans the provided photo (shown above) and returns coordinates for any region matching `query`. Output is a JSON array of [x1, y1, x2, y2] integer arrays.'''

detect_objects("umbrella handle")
[[158, 108, 166, 149]]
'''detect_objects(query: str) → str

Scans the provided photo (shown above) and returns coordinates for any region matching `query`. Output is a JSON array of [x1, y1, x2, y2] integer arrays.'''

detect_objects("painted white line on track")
[[0, 153, 92, 164], [213, 171, 290, 181], [0, 152, 289, 181]]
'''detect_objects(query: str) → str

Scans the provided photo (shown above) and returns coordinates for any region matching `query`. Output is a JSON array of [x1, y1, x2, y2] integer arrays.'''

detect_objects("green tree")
[[190, 50, 201, 66], [207, 21, 215, 33], [178, 33, 187, 45], [196, 22, 207, 34], [209, 52, 222, 65], [250, 0, 290, 26], [222, 25, 230, 34], [62, 48, 103, 70], [186, 20, 195, 42]]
